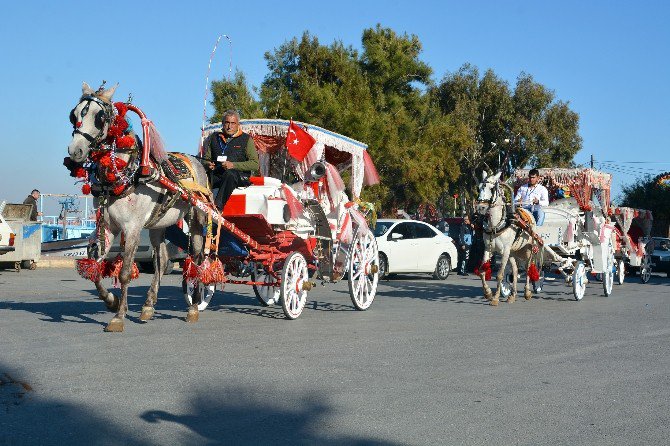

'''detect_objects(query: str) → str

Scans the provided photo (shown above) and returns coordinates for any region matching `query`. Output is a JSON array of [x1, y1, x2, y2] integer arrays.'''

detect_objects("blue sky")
[[1, 0, 668, 214]]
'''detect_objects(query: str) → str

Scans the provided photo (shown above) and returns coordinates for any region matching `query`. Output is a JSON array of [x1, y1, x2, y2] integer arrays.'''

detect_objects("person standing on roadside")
[[458, 215, 474, 275]]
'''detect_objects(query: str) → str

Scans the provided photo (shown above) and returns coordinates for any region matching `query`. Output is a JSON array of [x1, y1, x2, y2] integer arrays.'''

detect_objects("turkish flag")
[[286, 120, 316, 162]]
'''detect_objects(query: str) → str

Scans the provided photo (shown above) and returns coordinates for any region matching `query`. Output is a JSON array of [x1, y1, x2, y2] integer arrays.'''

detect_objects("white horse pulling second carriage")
[[611, 206, 654, 284], [476, 168, 617, 304]]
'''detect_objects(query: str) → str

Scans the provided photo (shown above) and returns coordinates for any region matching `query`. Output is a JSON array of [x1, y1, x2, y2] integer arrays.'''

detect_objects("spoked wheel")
[[533, 271, 546, 293], [616, 259, 626, 285], [640, 254, 652, 284], [500, 263, 512, 299], [280, 252, 309, 320], [182, 279, 216, 311], [572, 262, 587, 301], [251, 263, 280, 306], [348, 230, 379, 311], [602, 244, 614, 296]]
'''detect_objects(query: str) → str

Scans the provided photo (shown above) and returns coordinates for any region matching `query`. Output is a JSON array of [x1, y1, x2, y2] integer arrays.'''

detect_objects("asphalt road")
[[1, 266, 669, 445]]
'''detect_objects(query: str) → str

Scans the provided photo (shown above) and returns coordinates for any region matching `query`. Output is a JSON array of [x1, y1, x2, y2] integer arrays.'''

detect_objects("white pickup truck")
[[0, 201, 16, 255]]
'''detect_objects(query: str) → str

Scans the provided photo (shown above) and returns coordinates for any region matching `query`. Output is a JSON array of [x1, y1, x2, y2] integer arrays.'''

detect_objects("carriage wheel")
[[251, 263, 280, 306], [348, 230, 379, 311], [640, 254, 652, 284], [602, 244, 614, 296], [572, 262, 587, 301], [616, 259, 625, 285], [182, 279, 216, 311], [280, 252, 309, 320]]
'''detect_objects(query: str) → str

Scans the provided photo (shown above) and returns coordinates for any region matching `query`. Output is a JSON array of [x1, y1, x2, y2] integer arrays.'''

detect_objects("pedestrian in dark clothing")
[[201, 110, 259, 210], [22, 189, 42, 221], [458, 215, 474, 275]]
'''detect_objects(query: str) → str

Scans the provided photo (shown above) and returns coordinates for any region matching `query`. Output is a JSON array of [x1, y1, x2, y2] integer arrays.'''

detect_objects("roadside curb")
[[38, 257, 79, 268]]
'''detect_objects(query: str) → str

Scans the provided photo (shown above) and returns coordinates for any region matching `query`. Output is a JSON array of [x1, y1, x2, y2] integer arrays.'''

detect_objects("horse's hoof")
[[484, 291, 493, 301], [140, 307, 154, 321], [490, 299, 499, 306], [186, 310, 199, 323], [104, 318, 124, 332], [104, 294, 120, 312], [507, 296, 516, 304], [524, 292, 532, 300]]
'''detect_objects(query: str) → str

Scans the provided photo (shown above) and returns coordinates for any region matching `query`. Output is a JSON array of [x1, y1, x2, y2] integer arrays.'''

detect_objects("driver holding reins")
[[514, 168, 549, 225]]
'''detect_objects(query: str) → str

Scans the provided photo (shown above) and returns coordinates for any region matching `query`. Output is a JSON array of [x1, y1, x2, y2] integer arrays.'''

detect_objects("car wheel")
[[138, 262, 154, 273], [378, 253, 389, 279], [433, 254, 451, 280]]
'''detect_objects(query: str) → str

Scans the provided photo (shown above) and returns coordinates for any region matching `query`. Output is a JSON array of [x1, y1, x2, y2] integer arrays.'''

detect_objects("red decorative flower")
[[82, 183, 91, 195]]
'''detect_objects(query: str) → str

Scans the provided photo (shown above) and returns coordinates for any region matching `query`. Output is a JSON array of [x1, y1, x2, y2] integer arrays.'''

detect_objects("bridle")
[[476, 180, 508, 234], [70, 95, 114, 147]]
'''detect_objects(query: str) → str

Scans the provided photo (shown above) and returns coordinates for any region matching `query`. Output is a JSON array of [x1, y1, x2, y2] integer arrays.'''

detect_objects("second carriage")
[[507, 168, 617, 300], [183, 119, 381, 319]]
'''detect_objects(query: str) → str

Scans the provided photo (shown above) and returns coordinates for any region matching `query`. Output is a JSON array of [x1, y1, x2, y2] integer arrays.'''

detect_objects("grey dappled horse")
[[67, 82, 208, 331]]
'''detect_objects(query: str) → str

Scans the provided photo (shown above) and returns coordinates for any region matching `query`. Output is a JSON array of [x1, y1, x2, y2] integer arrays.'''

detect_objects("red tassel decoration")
[[475, 261, 492, 281], [182, 256, 200, 280], [82, 183, 91, 195], [76, 258, 102, 282], [200, 257, 225, 285], [528, 263, 540, 282]]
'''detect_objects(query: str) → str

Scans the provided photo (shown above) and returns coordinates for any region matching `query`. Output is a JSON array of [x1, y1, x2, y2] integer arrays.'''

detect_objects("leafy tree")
[[619, 174, 670, 235], [210, 71, 263, 123]]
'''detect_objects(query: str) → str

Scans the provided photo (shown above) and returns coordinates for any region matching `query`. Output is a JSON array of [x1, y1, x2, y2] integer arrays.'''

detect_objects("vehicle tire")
[[21, 260, 35, 270], [182, 279, 215, 311], [616, 259, 625, 285], [251, 263, 280, 306], [640, 255, 652, 284], [348, 230, 379, 311], [432, 254, 451, 280], [378, 253, 389, 279], [573, 262, 587, 301], [280, 252, 309, 320], [138, 262, 154, 273]]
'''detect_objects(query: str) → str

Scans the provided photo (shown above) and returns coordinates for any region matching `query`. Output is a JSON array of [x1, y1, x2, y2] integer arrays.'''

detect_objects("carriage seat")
[[220, 176, 289, 225]]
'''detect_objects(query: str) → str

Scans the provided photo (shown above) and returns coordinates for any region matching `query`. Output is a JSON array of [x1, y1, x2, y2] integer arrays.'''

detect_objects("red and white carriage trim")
[[179, 119, 381, 319], [611, 207, 653, 284], [511, 168, 617, 300]]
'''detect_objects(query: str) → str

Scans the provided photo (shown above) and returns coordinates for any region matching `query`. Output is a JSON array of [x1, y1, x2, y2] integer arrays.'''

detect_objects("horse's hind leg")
[[186, 210, 205, 323], [140, 228, 168, 321], [479, 250, 494, 302], [105, 227, 140, 332], [507, 257, 518, 303]]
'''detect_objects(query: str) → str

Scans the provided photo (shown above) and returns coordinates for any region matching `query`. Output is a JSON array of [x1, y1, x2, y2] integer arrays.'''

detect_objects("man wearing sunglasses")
[[201, 110, 259, 210], [514, 168, 548, 225]]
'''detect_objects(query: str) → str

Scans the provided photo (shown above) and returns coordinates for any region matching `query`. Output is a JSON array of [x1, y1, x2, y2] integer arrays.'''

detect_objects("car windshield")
[[374, 222, 393, 237]]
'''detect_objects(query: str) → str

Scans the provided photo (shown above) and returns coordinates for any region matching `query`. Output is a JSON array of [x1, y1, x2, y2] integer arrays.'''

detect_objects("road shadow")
[[0, 362, 401, 445], [371, 275, 490, 305], [139, 385, 403, 445]]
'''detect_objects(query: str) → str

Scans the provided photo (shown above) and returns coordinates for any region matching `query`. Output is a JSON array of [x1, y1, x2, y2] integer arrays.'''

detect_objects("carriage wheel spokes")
[[603, 242, 614, 296], [348, 231, 379, 311], [183, 279, 216, 311], [572, 261, 587, 301], [640, 254, 652, 284], [280, 252, 309, 320], [252, 262, 280, 306], [616, 259, 626, 285]]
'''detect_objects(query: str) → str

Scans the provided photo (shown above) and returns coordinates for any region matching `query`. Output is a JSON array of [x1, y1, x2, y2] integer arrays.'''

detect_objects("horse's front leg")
[[507, 257, 518, 303], [105, 229, 140, 332], [93, 229, 120, 312], [140, 229, 169, 322], [479, 249, 494, 302], [524, 259, 533, 300]]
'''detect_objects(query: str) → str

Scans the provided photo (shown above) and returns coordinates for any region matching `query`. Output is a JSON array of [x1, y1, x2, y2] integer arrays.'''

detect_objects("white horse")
[[67, 82, 209, 332], [474, 171, 562, 306]]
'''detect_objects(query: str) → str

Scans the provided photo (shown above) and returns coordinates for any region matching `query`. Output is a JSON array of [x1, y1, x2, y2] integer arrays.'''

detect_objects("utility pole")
[[590, 154, 594, 169]]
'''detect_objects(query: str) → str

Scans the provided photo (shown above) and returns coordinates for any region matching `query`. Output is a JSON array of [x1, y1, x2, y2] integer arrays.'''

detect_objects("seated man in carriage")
[[201, 110, 259, 210], [514, 168, 549, 225]]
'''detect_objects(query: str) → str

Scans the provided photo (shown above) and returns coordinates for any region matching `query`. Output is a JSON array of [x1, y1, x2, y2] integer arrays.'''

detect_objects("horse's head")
[[67, 82, 117, 163], [477, 171, 501, 202]]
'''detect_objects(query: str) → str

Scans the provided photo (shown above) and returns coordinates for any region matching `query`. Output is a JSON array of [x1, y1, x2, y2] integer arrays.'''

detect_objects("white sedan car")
[[374, 219, 458, 280]]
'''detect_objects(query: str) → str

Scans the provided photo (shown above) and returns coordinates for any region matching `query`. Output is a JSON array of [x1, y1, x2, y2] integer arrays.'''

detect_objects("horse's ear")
[[482, 171, 488, 181], [99, 83, 118, 102], [492, 172, 502, 182], [82, 82, 94, 96]]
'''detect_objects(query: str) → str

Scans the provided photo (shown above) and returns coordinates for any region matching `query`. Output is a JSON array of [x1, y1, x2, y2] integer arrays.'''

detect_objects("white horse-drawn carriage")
[[611, 206, 653, 284], [183, 119, 381, 319], [476, 168, 617, 304]]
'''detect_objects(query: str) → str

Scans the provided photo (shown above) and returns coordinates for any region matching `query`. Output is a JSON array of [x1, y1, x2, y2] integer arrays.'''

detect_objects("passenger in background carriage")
[[201, 110, 259, 210], [514, 168, 549, 226]]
